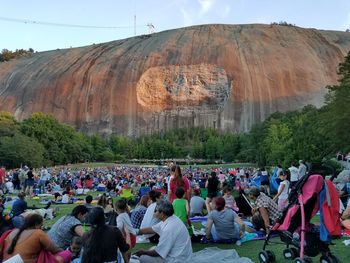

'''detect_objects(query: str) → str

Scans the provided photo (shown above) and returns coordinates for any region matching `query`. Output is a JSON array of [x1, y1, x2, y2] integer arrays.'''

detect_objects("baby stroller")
[[258, 164, 341, 263]]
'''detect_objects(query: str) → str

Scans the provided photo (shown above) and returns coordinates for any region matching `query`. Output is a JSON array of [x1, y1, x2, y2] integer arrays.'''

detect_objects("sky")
[[1, 0, 350, 52]]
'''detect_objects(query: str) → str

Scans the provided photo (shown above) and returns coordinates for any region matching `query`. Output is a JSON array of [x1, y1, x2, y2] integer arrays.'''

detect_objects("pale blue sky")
[[1, 0, 350, 52]]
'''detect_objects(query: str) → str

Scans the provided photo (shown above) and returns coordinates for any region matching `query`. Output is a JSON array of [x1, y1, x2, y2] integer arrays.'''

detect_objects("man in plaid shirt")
[[249, 187, 281, 233]]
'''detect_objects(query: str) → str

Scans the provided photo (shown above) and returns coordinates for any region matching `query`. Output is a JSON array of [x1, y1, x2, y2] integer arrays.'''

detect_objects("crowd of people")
[[0, 160, 349, 262]]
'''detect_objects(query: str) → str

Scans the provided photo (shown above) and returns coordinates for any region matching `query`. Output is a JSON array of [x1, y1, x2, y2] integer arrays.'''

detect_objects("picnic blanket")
[[129, 247, 253, 263]]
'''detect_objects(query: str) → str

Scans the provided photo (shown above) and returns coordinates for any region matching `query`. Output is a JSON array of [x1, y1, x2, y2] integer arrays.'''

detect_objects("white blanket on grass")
[[129, 247, 253, 263]]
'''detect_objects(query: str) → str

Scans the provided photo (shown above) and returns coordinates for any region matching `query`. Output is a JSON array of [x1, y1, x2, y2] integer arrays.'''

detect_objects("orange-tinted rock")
[[0, 24, 350, 136]]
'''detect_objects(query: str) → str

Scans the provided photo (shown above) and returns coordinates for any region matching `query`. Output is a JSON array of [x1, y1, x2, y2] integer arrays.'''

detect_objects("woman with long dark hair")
[[1, 214, 62, 262], [168, 165, 190, 203], [81, 207, 130, 263], [205, 171, 220, 212]]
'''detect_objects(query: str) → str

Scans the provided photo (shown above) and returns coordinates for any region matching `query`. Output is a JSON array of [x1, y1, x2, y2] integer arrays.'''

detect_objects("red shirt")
[[169, 177, 190, 202]]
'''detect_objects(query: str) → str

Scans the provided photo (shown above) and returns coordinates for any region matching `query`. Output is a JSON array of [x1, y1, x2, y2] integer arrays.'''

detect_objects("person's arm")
[[135, 249, 161, 257], [74, 225, 85, 237], [138, 227, 155, 235], [205, 180, 208, 188], [234, 216, 245, 238], [39, 230, 62, 254], [273, 184, 285, 202], [205, 218, 214, 240], [185, 200, 190, 217], [341, 206, 350, 220], [259, 207, 270, 232]]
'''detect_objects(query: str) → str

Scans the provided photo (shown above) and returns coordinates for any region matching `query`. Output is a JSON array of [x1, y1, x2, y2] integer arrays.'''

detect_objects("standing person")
[[24, 168, 35, 196], [172, 187, 189, 224], [260, 167, 270, 196], [272, 171, 290, 211], [0, 166, 6, 194], [12, 169, 21, 191], [135, 200, 192, 263], [48, 205, 88, 249], [168, 165, 190, 203], [205, 171, 220, 213], [80, 207, 130, 263], [288, 162, 299, 189], [298, 160, 307, 179], [1, 214, 63, 263]]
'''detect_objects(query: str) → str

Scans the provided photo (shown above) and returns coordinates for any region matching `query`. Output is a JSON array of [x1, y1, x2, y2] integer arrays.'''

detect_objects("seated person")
[[61, 191, 72, 204], [341, 198, 350, 231], [136, 200, 192, 263], [1, 214, 63, 263], [222, 186, 239, 212], [248, 187, 281, 233], [190, 188, 206, 217], [205, 197, 244, 243]]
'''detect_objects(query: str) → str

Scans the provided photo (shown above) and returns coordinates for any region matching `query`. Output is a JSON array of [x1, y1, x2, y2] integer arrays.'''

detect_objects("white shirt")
[[153, 215, 192, 263], [298, 163, 307, 178], [117, 212, 138, 235], [289, 166, 299, 182], [278, 180, 290, 200], [140, 202, 160, 228]]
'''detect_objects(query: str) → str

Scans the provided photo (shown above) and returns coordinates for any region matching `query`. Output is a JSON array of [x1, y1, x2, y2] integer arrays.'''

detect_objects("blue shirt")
[[11, 199, 27, 216]]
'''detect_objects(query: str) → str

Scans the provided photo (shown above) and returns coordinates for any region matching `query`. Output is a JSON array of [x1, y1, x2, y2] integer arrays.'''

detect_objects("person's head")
[[223, 186, 232, 196], [210, 171, 217, 179], [193, 188, 201, 196], [248, 187, 261, 200], [70, 236, 82, 255], [115, 198, 127, 212], [139, 195, 149, 207], [148, 190, 162, 203], [71, 205, 89, 222], [107, 197, 113, 206], [175, 187, 185, 199], [7, 214, 44, 254], [279, 170, 287, 181], [18, 192, 26, 200], [85, 195, 93, 204], [89, 207, 106, 227], [171, 165, 184, 187], [97, 195, 107, 207], [213, 197, 226, 211], [155, 200, 174, 221], [81, 207, 107, 263]]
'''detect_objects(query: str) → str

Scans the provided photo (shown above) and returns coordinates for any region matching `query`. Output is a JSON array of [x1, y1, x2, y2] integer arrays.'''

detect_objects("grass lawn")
[[23, 194, 349, 263]]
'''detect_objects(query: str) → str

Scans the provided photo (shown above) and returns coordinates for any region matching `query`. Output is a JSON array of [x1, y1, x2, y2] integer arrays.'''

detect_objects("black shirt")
[[82, 225, 129, 262]]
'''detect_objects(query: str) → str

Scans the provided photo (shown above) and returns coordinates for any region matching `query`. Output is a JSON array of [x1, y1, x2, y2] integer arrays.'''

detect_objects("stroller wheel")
[[294, 258, 309, 263], [320, 255, 339, 263], [266, 250, 276, 262], [258, 251, 270, 263], [284, 248, 298, 260]]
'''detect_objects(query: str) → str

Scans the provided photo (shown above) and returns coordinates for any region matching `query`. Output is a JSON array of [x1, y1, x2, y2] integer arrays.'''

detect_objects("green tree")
[[0, 133, 44, 168]]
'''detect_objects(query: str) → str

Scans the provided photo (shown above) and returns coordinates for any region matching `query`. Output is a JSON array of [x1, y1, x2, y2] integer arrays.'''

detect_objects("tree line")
[[0, 48, 34, 62], [0, 51, 349, 169]]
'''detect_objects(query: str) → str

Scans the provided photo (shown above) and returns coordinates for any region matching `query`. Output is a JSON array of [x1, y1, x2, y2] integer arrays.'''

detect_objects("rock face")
[[1, 24, 350, 136]]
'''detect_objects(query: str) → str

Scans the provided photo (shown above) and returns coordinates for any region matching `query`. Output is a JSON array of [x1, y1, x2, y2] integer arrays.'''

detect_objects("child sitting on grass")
[[115, 198, 138, 249], [222, 186, 239, 212]]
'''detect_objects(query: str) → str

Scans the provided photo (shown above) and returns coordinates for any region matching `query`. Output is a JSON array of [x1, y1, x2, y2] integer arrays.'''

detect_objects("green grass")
[[22, 194, 348, 262]]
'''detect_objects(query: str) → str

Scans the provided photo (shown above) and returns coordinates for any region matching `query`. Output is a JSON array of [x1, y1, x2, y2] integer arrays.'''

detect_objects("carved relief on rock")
[[136, 64, 231, 113]]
